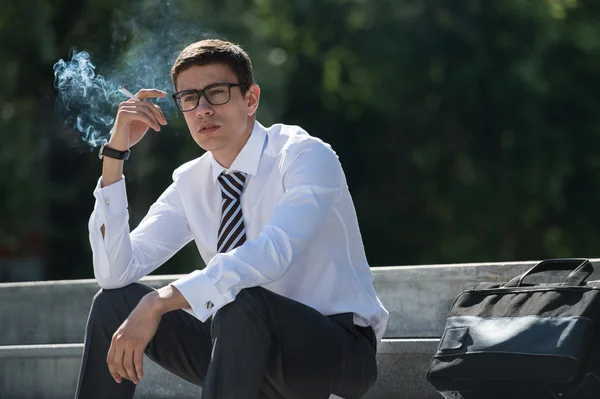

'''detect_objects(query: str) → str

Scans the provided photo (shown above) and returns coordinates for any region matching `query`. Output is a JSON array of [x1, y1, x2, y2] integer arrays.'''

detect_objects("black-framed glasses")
[[171, 83, 247, 112]]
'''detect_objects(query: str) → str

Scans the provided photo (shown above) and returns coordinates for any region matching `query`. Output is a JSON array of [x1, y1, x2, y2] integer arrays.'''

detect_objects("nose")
[[195, 95, 214, 117]]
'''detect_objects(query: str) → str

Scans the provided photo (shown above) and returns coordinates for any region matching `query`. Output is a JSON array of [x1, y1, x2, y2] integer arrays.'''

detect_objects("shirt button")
[[205, 301, 214, 310], [105, 198, 111, 206]]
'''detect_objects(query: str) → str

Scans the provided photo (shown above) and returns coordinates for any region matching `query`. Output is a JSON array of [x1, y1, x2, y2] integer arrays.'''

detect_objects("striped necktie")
[[217, 171, 247, 253]]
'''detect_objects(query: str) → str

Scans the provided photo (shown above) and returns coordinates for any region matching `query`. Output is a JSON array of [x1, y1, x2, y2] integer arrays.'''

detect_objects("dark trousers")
[[74, 283, 377, 399]]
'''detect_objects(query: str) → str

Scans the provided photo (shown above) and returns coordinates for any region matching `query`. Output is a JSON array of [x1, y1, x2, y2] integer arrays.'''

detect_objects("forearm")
[[100, 135, 128, 238], [101, 158, 125, 188], [101, 135, 127, 188], [100, 158, 124, 239], [90, 212, 135, 288], [144, 285, 190, 315], [90, 175, 135, 286]]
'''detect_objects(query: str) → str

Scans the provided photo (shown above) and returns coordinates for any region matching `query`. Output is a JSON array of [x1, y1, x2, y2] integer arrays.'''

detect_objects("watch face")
[[98, 141, 107, 159], [98, 140, 129, 160]]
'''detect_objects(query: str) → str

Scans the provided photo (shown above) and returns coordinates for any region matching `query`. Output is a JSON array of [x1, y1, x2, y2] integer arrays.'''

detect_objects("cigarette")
[[118, 86, 141, 101]]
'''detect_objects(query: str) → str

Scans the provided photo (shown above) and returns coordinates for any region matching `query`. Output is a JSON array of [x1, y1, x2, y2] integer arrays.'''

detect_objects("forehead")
[[176, 64, 237, 91]]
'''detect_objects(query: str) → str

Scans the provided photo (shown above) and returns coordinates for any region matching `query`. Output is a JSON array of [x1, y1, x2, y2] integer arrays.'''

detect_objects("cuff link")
[[205, 301, 214, 310]]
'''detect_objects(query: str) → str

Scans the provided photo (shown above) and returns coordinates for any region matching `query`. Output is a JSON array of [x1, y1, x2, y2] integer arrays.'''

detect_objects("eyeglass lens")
[[177, 84, 231, 111]]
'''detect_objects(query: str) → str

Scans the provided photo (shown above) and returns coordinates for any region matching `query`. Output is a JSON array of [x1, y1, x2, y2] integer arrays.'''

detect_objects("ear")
[[246, 84, 260, 116]]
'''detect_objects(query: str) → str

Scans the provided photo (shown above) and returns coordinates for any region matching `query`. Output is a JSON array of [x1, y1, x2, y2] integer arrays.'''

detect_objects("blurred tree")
[[1, 0, 600, 282]]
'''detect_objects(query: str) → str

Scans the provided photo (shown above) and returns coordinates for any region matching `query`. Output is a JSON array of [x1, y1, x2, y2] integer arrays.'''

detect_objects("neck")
[[213, 119, 254, 168]]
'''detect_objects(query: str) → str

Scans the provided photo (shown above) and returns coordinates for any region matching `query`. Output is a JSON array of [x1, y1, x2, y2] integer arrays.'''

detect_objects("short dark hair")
[[171, 39, 254, 93]]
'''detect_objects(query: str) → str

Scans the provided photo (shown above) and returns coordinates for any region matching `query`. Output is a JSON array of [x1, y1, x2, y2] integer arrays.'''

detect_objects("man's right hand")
[[109, 89, 168, 151], [100, 89, 168, 193]]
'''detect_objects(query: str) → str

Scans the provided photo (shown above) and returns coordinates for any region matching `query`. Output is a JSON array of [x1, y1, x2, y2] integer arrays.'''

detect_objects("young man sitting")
[[75, 39, 389, 399]]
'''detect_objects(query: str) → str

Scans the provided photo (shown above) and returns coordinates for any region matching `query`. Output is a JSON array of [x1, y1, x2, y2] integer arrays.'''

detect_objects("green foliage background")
[[1, 0, 599, 281]]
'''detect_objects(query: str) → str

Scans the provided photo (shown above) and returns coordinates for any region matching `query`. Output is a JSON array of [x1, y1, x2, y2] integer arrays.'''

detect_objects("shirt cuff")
[[170, 270, 228, 322], [93, 176, 128, 219]]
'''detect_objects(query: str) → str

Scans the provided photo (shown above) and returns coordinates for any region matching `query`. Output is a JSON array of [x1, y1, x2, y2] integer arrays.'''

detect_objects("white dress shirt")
[[89, 121, 389, 343]]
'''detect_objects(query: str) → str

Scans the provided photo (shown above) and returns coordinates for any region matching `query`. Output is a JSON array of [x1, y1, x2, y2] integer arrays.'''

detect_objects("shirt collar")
[[211, 121, 267, 184]]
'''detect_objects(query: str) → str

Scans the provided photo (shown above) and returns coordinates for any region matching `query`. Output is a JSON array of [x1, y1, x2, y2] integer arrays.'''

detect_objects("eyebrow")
[[177, 82, 225, 92]]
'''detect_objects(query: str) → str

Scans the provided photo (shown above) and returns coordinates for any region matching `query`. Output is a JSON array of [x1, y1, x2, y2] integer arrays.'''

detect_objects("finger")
[[132, 105, 162, 130], [123, 92, 167, 125], [134, 348, 144, 381], [119, 100, 136, 108], [123, 347, 138, 383], [120, 109, 159, 131], [136, 101, 167, 126], [107, 341, 123, 383], [153, 104, 168, 125], [135, 89, 167, 101], [120, 107, 161, 131], [114, 347, 130, 382]]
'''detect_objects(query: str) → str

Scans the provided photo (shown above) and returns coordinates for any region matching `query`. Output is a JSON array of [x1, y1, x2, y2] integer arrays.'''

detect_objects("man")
[[75, 39, 389, 399]]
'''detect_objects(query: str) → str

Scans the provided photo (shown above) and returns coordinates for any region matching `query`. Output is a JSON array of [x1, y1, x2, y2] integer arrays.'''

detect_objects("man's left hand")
[[106, 293, 161, 384]]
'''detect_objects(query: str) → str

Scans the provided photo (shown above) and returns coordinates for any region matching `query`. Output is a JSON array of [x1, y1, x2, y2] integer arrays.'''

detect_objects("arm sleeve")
[[88, 176, 193, 289], [171, 142, 342, 321]]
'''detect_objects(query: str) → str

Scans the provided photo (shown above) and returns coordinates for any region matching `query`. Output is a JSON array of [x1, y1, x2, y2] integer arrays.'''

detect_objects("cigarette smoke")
[[53, 1, 212, 148], [53, 51, 119, 147]]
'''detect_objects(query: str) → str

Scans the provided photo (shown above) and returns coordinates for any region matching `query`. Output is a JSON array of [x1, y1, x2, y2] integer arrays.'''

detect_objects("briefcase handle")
[[504, 258, 593, 287]]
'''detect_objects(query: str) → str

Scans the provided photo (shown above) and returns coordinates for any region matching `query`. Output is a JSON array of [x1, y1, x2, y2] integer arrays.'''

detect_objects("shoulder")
[[172, 152, 211, 183], [262, 123, 344, 189], [264, 123, 338, 168]]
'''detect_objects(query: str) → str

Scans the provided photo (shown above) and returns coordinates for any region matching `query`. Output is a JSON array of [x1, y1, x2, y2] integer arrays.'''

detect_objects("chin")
[[192, 135, 219, 152]]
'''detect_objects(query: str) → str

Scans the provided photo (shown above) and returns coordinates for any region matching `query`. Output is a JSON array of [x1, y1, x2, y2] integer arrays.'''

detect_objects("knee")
[[91, 283, 152, 314], [233, 286, 268, 310], [212, 287, 269, 327]]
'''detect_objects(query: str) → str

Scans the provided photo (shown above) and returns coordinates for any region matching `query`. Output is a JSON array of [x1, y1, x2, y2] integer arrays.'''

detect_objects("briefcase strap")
[[504, 258, 592, 288]]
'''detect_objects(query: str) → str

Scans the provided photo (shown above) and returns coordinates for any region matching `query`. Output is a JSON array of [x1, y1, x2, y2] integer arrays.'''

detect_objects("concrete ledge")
[[0, 343, 199, 399], [0, 343, 82, 359], [4, 260, 599, 345], [0, 339, 441, 399]]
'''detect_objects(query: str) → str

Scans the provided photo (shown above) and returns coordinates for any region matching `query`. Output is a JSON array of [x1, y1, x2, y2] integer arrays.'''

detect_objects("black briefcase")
[[426, 258, 600, 399]]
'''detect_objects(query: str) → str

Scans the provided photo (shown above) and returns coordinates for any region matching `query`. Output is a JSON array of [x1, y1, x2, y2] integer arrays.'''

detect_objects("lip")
[[199, 122, 220, 134]]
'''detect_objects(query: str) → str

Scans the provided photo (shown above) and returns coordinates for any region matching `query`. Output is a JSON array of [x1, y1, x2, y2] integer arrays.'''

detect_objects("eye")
[[208, 88, 224, 96], [182, 94, 198, 102]]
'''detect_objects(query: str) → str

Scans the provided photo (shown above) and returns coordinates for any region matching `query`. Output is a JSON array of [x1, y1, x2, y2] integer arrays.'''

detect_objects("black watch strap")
[[99, 140, 130, 161]]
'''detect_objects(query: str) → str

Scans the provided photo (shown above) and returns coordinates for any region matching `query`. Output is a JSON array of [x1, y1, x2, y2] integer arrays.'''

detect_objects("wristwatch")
[[98, 139, 130, 161]]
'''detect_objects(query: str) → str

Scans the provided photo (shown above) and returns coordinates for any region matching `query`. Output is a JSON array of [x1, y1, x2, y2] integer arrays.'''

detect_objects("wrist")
[[100, 138, 130, 161], [107, 137, 129, 152], [141, 285, 189, 316], [140, 291, 165, 315]]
